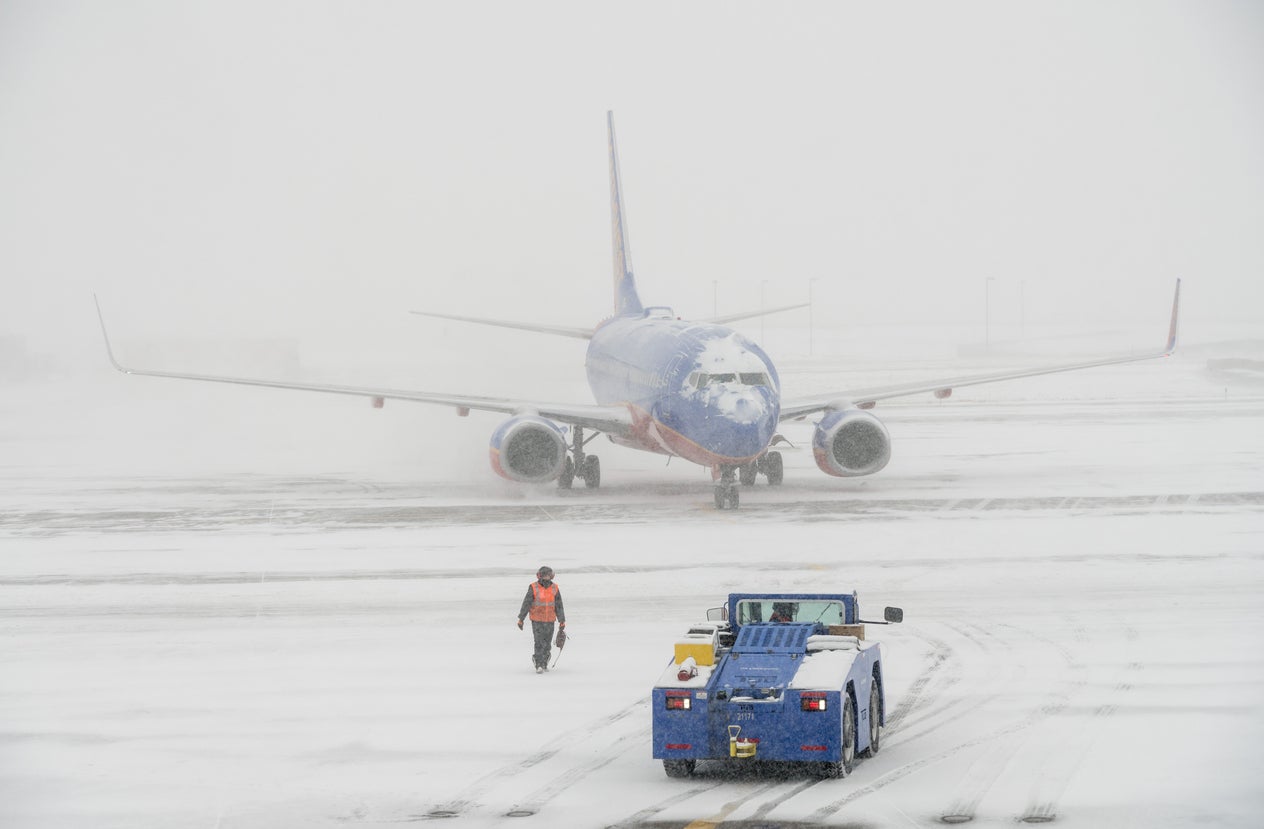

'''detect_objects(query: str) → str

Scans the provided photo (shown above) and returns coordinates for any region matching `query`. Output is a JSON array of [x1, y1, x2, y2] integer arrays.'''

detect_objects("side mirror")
[[884, 607, 904, 624], [706, 606, 727, 622]]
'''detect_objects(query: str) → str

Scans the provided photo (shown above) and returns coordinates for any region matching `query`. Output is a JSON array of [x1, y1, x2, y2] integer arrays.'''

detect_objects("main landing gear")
[[558, 425, 601, 490], [714, 450, 784, 510]]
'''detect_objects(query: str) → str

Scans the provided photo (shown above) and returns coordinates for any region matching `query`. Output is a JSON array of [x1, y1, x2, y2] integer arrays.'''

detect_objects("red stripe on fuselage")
[[618, 403, 763, 467]]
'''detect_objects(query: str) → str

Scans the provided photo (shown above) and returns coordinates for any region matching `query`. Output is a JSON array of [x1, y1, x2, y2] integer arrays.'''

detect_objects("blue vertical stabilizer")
[[607, 111, 644, 317]]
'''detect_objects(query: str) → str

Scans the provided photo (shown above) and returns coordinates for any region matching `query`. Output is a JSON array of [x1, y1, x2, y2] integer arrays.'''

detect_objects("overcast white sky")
[[2, 1, 1262, 363]]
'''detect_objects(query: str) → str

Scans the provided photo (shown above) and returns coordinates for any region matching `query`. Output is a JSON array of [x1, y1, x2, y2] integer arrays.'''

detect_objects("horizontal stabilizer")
[[409, 309, 594, 340], [701, 302, 810, 326]]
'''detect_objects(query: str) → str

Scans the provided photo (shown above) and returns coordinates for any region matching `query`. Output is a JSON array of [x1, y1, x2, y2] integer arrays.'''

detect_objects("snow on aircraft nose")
[[654, 381, 777, 463], [703, 384, 778, 459]]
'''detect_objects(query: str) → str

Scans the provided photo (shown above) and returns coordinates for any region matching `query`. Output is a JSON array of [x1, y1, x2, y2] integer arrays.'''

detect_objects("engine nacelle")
[[812, 408, 892, 477], [489, 415, 568, 483]]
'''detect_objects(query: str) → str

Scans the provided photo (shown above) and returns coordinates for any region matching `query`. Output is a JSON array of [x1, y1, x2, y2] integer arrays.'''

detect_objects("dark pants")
[[531, 620, 555, 668]]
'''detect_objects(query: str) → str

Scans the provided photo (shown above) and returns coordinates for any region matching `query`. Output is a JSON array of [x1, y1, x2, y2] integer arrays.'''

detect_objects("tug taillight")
[[800, 692, 827, 712]]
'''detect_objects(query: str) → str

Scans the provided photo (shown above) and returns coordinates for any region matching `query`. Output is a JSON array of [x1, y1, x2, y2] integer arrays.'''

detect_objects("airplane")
[[96, 111, 1181, 510]]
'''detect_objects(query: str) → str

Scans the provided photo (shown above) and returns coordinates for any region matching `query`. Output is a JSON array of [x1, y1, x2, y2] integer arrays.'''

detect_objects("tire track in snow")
[[749, 621, 1034, 825], [731, 619, 1077, 825], [1015, 625, 1140, 824], [931, 620, 1106, 824], [417, 697, 648, 820], [934, 621, 1063, 824]]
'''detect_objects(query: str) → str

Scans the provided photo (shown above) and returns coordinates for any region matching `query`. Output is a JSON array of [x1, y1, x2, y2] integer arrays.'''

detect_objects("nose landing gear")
[[714, 465, 739, 510], [715, 449, 784, 509]]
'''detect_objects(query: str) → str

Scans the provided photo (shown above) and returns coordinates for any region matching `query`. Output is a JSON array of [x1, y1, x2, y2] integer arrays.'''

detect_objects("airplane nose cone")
[[705, 388, 778, 459]]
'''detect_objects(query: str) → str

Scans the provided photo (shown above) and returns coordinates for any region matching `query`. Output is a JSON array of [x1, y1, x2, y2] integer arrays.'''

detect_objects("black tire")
[[663, 759, 695, 778], [558, 456, 575, 489], [581, 456, 601, 488], [841, 693, 856, 774], [861, 680, 881, 758], [813, 695, 856, 779], [764, 451, 784, 485], [739, 462, 757, 486], [713, 485, 739, 510]]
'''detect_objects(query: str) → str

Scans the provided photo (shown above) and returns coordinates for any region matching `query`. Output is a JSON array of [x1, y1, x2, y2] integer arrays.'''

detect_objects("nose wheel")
[[714, 465, 740, 510]]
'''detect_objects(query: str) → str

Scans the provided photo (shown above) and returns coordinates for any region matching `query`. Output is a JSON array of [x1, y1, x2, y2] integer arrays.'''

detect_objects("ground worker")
[[517, 566, 566, 673]]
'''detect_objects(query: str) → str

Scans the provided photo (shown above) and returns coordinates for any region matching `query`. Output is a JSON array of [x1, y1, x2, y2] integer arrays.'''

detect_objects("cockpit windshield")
[[689, 371, 771, 390]]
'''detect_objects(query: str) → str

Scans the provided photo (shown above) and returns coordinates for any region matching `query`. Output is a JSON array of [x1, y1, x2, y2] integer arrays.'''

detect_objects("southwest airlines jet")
[[96, 112, 1180, 509]]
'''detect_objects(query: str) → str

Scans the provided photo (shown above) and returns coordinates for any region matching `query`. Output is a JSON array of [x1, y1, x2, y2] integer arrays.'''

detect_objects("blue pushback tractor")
[[652, 592, 903, 778]]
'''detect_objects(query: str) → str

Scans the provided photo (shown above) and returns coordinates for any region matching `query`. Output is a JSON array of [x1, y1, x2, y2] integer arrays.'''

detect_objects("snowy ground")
[[2, 342, 1263, 828]]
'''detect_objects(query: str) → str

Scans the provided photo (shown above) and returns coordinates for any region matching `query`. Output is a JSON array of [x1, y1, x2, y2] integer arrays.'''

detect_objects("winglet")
[[608, 111, 644, 317], [93, 294, 128, 373], [1164, 278, 1180, 355]]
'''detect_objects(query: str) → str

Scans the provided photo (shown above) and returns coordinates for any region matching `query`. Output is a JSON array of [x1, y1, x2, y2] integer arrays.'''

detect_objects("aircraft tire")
[[739, 462, 757, 486], [763, 451, 784, 485], [581, 456, 601, 488], [558, 456, 575, 489], [714, 485, 739, 510]]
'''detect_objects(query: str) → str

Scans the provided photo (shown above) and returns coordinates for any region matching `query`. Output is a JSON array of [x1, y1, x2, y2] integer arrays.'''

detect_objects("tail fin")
[[608, 111, 644, 316]]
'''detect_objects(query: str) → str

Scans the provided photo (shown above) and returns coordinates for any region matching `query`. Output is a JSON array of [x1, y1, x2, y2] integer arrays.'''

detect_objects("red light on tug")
[[665, 690, 692, 710], [800, 692, 827, 712]]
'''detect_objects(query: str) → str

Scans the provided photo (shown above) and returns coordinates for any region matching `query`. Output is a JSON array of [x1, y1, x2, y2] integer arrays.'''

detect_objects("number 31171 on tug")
[[652, 592, 903, 778]]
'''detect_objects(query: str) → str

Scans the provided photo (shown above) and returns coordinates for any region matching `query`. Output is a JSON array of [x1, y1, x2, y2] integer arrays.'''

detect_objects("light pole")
[[809, 277, 821, 356], [985, 277, 996, 350], [760, 280, 769, 346], [1020, 279, 1026, 340]]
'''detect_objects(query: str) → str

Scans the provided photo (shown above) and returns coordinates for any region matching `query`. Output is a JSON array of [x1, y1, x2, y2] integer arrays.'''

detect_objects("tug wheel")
[[842, 694, 856, 773], [817, 695, 857, 778], [861, 680, 882, 758], [663, 759, 695, 778]]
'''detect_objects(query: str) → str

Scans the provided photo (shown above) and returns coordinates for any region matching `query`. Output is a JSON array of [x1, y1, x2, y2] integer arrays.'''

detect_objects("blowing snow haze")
[[2, 4, 1264, 828], [0, 1, 1262, 371]]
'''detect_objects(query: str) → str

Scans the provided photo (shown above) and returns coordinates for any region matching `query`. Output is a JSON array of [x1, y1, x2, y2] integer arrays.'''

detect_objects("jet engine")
[[488, 415, 568, 483], [812, 408, 891, 477]]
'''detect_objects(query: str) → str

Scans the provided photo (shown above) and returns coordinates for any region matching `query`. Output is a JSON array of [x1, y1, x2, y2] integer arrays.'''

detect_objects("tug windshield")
[[735, 599, 846, 626]]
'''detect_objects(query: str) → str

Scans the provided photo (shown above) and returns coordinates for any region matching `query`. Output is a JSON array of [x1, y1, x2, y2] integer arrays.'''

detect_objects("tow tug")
[[652, 592, 902, 778]]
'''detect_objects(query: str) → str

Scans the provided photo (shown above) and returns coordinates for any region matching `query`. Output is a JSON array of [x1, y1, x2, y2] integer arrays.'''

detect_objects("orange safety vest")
[[529, 582, 559, 622]]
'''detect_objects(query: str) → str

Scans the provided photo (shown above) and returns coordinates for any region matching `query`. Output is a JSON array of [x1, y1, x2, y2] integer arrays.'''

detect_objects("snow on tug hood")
[[788, 637, 875, 690]]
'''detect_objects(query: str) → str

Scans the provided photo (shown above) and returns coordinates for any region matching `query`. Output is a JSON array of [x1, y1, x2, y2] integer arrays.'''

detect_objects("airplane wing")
[[95, 298, 634, 436], [779, 279, 1181, 421]]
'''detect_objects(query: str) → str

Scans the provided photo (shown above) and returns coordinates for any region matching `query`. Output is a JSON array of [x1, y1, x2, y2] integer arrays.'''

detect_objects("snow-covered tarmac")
[[3, 352, 1263, 828]]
